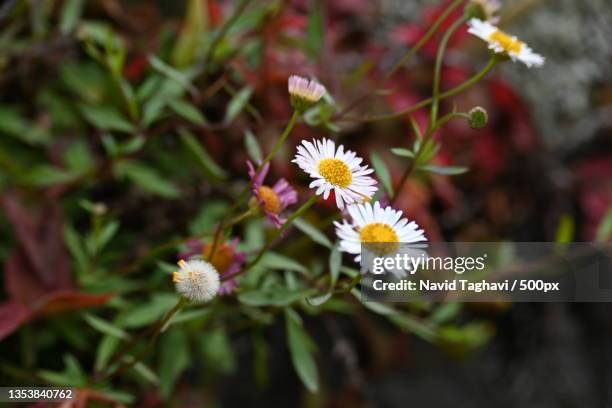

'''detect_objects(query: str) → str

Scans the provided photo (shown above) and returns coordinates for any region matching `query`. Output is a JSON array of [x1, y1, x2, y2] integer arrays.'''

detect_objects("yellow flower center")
[[489, 30, 523, 54], [360, 223, 399, 255], [258, 186, 282, 214], [318, 158, 352, 188]]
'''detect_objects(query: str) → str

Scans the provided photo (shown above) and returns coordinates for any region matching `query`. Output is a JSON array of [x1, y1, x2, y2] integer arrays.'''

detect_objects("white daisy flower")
[[288, 75, 326, 111], [334, 201, 426, 264], [172, 259, 220, 303], [293, 138, 378, 209], [467, 18, 545, 68]]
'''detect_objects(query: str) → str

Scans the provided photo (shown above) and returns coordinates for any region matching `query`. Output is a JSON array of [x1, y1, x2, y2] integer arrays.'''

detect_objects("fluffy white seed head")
[[172, 259, 220, 303]]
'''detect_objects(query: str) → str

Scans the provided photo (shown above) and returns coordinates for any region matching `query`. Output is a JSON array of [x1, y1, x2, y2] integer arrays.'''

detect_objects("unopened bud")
[[92, 203, 108, 216], [465, 0, 500, 23], [468, 107, 488, 129]]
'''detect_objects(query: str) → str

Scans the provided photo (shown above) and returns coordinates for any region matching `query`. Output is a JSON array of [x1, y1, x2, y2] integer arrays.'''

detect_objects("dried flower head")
[[467, 18, 545, 67], [288, 75, 326, 111], [293, 138, 378, 209], [179, 239, 246, 295], [172, 259, 220, 303]]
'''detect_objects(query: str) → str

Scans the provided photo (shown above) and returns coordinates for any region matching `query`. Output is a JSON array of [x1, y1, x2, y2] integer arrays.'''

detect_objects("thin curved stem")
[[95, 298, 187, 384], [261, 110, 299, 167], [392, 17, 489, 203], [343, 57, 498, 124], [429, 16, 468, 131], [386, 0, 465, 79], [334, 0, 466, 120], [208, 111, 300, 260]]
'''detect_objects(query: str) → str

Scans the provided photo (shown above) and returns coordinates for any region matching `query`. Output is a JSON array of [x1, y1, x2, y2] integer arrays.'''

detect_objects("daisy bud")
[[468, 107, 488, 129], [465, 0, 501, 24], [288, 75, 326, 112], [172, 259, 220, 303], [92, 203, 108, 216]]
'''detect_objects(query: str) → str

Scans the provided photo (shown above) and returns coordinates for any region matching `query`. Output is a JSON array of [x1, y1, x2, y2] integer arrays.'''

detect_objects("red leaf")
[[1, 193, 72, 291], [36, 291, 114, 317], [0, 301, 32, 341]]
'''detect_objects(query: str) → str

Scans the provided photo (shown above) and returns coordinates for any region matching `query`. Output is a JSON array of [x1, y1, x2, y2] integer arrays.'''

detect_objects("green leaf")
[[120, 136, 146, 155], [170, 308, 211, 326], [388, 313, 437, 342], [391, 147, 415, 158], [38, 355, 86, 387], [370, 152, 394, 196], [438, 322, 494, 350], [555, 214, 575, 244], [79, 105, 135, 133], [189, 200, 229, 235], [64, 224, 88, 273], [329, 245, 342, 287], [306, 0, 324, 59], [22, 166, 79, 186], [95, 220, 120, 252], [244, 129, 263, 164], [416, 138, 439, 165], [119, 294, 179, 328], [84, 313, 131, 340], [351, 288, 396, 315], [148, 55, 197, 95], [141, 96, 168, 127], [238, 288, 314, 307], [0, 106, 50, 145], [420, 165, 468, 176], [225, 86, 253, 123], [114, 160, 181, 198], [596, 207, 612, 242], [60, 0, 85, 34], [285, 308, 319, 392], [63, 142, 94, 173], [159, 329, 189, 397], [95, 335, 120, 371], [129, 359, 160, 385], [179, 128, 227, 182], [200, 329, 236, 374], [306, 293, 331, 307], [168, 99, 207, 125], [294, 218, 332, 248], [260, 252, 308, 274], [429, 302, 462, 325], [171, 0, 209, 67]]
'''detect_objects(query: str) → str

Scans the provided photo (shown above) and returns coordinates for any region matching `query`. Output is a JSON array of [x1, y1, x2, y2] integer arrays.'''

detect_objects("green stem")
[[387, 0, 466, 79], [95, 298, 187, 384], [224, 195, 318, 280], [335, 0, 466, 120], [432, 111, 470, 132], [208, 111, 300, 260], [429, 16, 468, 131], [347, 57, 498, 123], [261, 110, 299, 167], [227, 207, 256, 227]]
